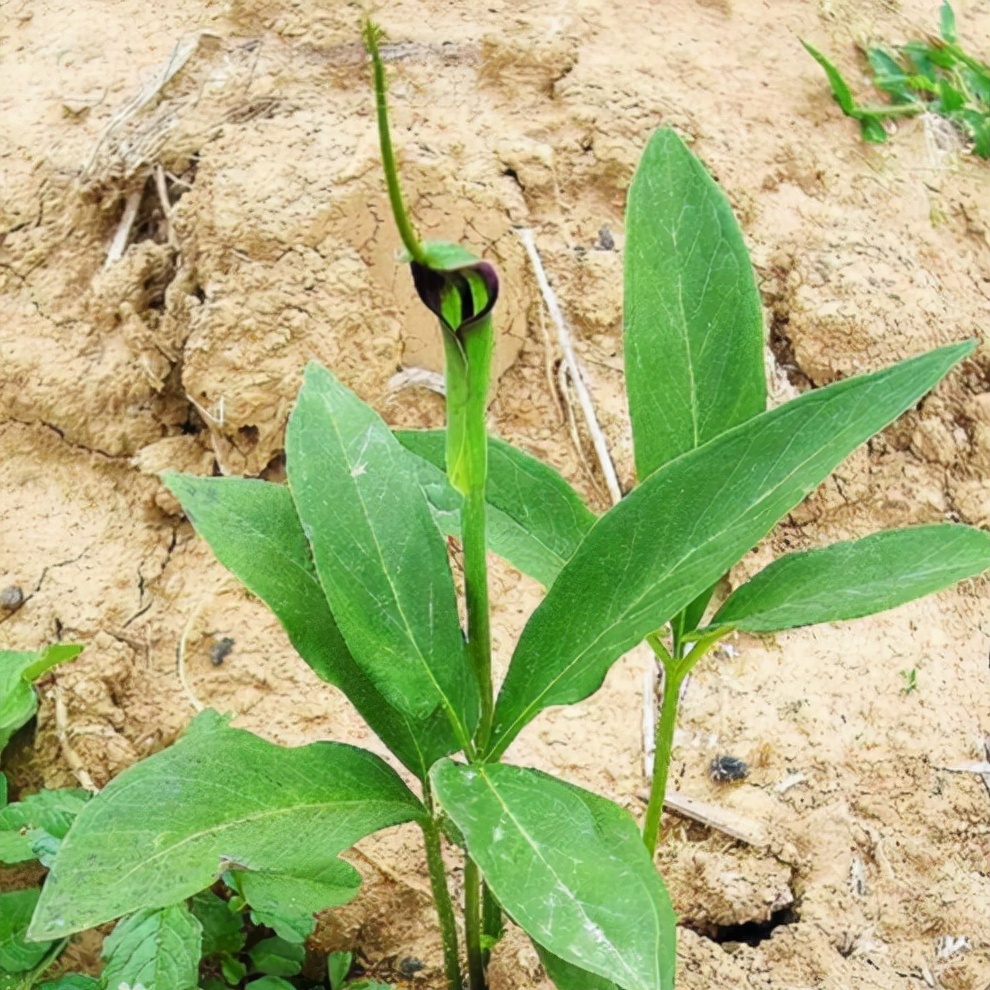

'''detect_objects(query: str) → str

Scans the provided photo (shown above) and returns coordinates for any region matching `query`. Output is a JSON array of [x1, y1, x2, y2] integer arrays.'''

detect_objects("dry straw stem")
[[515, 227, 623, 505], [53, 683, 98, 793]]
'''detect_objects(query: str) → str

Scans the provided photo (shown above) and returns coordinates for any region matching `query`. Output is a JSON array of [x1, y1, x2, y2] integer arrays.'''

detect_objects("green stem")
[[481, 881, 503, 961], [420, 814, 463, 990], [364, 21, 426, 265], [464, 857, 486, 990], [463, 485, 494, 751], [642, 660, 682, 857], [642, 629, 729, 855]]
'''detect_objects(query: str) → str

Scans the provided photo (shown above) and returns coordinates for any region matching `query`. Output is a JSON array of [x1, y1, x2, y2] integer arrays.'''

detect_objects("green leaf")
[[285, 362, 477, 740], [867, 48, 915, 103], [29, 711, 424, 939], [432, 762, 676, 990], [36, 977, 100, 990], [396, 430, 595, 587], [0, 890, 55, 973], [624, 127, 765, 479], [220, 955, 248, 986], [100, 905, 202, 990], [537, 944, 621, 990], [244, 978, 295, 990], [327, 951, 353, 990], [857, 114, 889, 144], [189, 892, 246, 959], [490, 342, 973, 754], [0, 790, 90, 866], [803, 41, 857, 115], [711, 524, 990, 633], [162, 473, 460, 780], [230, 865, 360, 943], [940, 2, 957, 43], [248, 938, 303, 978], [0, 647, 82, 754]]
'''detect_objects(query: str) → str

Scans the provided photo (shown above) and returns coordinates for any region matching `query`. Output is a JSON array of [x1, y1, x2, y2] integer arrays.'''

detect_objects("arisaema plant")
[[23, 21, 989, 990]]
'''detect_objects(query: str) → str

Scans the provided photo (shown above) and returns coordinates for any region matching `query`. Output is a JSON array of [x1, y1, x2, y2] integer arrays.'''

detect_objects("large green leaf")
[[163, 473, 459, 779], [624, 128, 765, 480], [100, 905, 202, 990], [0, 647, 83, 755], [432, 762, 676, 990], [490, 342, 973, 755], [0, 890, 56, 973], [396, 430, 595, 588], [29, 711, 424, 939], [286, 363, 477, 742], [0, 789, 90, 865], [711, 524, 990, 633]]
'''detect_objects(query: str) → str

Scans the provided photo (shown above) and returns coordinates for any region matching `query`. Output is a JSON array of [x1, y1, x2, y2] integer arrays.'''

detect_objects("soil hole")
[[690, 904, 800, 947]]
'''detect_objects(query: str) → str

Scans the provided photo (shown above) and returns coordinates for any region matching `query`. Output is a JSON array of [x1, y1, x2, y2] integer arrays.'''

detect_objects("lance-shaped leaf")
[[624, 127, 765, 480], [490, 342, 973, 755], [100, 905, 203, 990], [29, 711, 424, 939], [711, 524, 990, 633], [432, 761, 676, 990], [286, 363, 477, 740], [396, 430, 595, 587], [163, 473, 460, 779]]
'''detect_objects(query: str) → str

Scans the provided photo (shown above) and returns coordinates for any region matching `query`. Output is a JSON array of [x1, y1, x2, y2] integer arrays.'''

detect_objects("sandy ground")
[[2, 0, 989, 988]]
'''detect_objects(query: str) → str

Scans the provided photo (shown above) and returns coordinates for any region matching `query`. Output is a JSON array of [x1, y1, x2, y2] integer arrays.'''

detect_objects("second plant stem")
[[421, 811, 463, 990]]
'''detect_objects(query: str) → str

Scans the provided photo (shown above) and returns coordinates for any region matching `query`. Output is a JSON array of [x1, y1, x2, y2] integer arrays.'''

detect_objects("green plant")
[[804, 2, 990, 158], [900, 668, 919, 694], [327, 951, 390, 990], [1, 645, 86, 990], [23, 21, 990, 990]]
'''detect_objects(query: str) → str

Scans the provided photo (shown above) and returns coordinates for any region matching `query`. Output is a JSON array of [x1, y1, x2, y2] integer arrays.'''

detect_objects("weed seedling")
[[804, 1, 990, 158], [23, 21, 989, 990], [1, 644, 87, 990]]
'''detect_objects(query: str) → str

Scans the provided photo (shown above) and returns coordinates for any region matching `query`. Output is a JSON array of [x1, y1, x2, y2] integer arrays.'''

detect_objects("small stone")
[[596, 225, 615, 251], [709, 754, 749, 783], [209, 637, 235, 666], [397, 957, 425, 977], [0, 585, 24, 609]]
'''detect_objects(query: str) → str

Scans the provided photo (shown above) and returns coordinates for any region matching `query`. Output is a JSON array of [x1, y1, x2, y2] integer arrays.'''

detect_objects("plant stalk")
[[642, 659, 683, 857], [643, 628, 728, 854], [463, 484, 494, 750], [464, 857, 486, 990], [364, 21, 427, 265], [451, 324, 494, 989], [420, 816, 463, 990]]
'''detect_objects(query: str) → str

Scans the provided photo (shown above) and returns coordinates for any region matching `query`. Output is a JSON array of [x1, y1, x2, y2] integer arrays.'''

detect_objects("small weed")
[[804, 2, 990, 158], [900, 668, 919, 694]]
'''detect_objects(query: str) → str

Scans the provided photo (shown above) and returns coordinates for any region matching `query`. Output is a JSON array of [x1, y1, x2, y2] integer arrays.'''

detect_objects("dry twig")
[[515, 227, 623, 505], [53, 684, 98, 793]]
